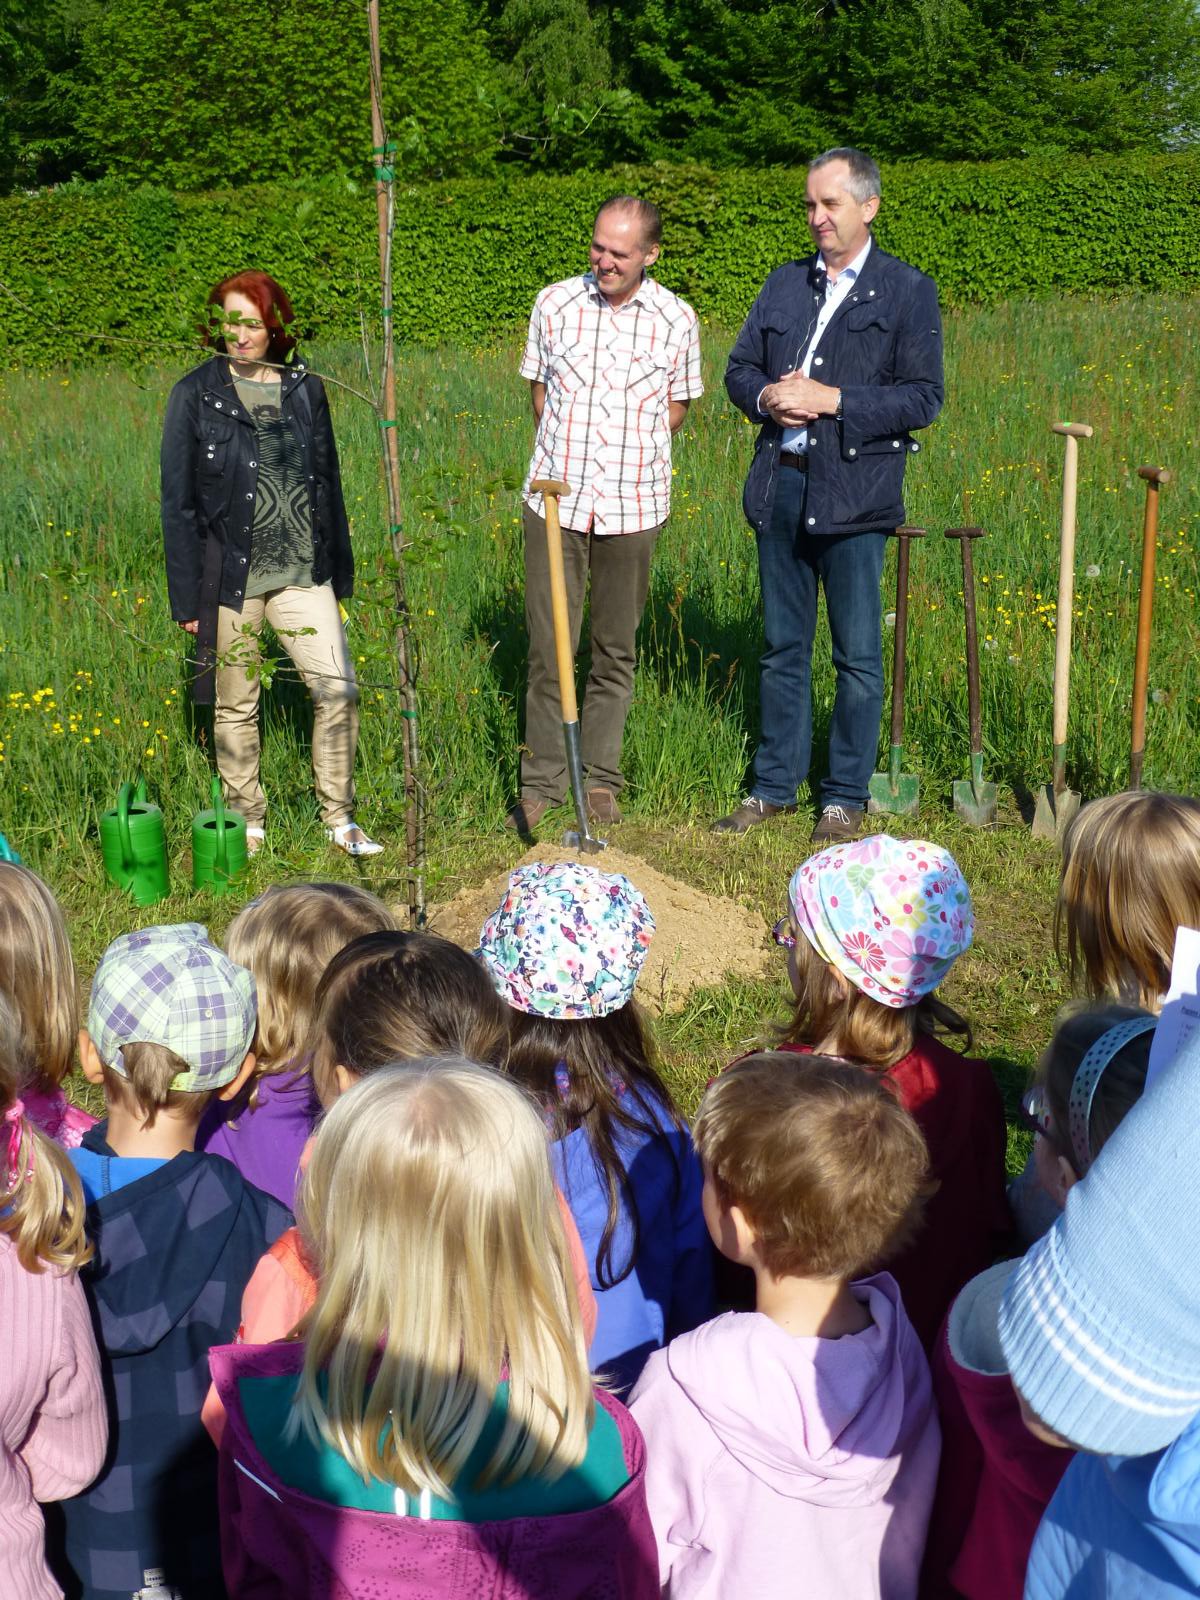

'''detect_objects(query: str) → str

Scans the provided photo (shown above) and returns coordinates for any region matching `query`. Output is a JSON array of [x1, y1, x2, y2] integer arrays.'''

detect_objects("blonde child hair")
[[293, 1059, 593, 1496], [0, 993, 90, 1273], [1057, 791, 1200, 1011], [224, 882, 396, 1090], [308, 930, 509, 1105], [783, 934, 972, 1068], [0, 862, 78, 1091]]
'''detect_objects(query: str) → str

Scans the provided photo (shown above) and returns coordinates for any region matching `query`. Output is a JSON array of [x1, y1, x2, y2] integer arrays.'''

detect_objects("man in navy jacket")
[[713, 148, 943, 841]]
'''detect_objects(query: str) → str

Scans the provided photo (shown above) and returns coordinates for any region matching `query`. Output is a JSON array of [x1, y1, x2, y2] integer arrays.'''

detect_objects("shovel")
[[1033, 422, 1092, 840], [947, 525, 997, 827], [1130, 466, 1172, 789], [868, 526, 924, 816], [529, 478, 607, 855]]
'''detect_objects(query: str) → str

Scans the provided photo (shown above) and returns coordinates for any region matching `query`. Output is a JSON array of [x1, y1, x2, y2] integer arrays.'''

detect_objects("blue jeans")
[[751, 467, 887, 810]]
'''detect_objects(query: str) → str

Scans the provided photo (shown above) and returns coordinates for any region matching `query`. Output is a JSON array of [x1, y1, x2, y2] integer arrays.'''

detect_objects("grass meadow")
[[1, 293, 1196, 1159]]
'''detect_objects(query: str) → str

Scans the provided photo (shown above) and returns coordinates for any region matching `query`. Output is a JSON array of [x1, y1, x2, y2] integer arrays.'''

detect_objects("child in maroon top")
[[769, 835, 1010, 1348], [921, 1002, 1153, 1600]]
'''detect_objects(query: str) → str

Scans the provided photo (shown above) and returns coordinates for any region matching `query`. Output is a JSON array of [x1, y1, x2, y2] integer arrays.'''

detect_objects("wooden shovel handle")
[[1049, 427, 1091, 757], [1051, 422, 1094, 439], [1130, 467, 1169, 786], [530, 480, 577, 723]]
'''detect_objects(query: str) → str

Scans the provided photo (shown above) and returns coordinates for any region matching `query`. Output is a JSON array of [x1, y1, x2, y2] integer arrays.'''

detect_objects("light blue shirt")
[[781, 236, 873, 453]]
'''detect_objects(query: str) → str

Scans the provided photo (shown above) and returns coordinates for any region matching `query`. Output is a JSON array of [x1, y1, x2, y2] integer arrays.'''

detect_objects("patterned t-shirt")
[[235, 375, 315, 597]]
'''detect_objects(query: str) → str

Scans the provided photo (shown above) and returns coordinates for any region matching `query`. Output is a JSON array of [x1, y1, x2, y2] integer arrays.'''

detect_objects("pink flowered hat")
[[477, 861, 656, 1020], [788, 835, 973, 1009]]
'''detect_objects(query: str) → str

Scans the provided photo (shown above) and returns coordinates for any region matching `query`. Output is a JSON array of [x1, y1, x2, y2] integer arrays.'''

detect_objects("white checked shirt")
[[780, 236, 873, 453], [521, 272, 704, 536]]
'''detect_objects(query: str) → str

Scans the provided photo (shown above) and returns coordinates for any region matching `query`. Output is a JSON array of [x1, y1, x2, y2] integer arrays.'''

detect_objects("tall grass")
[[0, 294, 1194, 1147]]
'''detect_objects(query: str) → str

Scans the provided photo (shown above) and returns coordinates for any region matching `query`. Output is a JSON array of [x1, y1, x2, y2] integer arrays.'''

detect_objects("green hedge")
[[5, 154, 1199, 365]]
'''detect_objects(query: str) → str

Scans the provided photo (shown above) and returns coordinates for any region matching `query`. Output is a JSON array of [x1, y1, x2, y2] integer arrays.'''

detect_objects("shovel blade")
[[1031, 784, 1081, 841], [563, 828, 608, 854], [867, 772, 920, 816], [952, 778, 998, 827]]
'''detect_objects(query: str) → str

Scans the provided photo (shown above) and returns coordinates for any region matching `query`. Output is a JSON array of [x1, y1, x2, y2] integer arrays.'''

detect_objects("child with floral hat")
[[478, 861, 713, 1392], [770, 835, 1010, 1348]]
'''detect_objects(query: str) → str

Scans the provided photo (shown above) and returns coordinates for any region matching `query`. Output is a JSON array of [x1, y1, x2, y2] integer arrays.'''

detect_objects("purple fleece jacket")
[[629, 1274, 940, 1599], [196, 1070, 319, 1209]]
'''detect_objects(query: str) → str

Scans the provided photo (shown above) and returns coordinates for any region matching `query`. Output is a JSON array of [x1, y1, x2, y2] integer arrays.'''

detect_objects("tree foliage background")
[[2, 0, 1199, 193]]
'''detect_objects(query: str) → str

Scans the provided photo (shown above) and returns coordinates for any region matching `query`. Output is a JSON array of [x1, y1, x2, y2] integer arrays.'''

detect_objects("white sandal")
[[326, 822, 384, 858], [245, 827, 266, 856]]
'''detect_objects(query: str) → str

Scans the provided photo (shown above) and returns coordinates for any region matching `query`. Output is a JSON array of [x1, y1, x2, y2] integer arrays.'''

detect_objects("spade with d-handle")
[[1130, 466, 1172, 789], [868, 526, 924, 816], [529, 478, 607, 854], [947, 525, 998, 827]]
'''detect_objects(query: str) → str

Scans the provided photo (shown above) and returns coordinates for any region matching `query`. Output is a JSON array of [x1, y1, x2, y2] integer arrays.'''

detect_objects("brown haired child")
[[631, 1050, 938, 1600]]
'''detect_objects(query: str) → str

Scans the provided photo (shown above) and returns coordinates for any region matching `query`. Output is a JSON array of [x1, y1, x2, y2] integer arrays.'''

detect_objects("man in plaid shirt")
[[507, 196, 703, 833]]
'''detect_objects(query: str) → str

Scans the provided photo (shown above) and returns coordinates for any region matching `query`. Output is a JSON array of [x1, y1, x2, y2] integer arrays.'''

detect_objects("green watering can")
[[99, 779, 170, 905], [192, 776, 248, 895], [0, 833, 21, 864]]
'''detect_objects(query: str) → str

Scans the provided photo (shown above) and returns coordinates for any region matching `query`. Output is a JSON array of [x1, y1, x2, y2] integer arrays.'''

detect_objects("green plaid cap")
[[88, 923, 257, 1091]]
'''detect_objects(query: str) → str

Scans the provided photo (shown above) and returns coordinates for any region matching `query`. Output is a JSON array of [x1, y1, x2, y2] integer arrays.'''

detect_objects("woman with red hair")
[[160, 269, 382, 856]]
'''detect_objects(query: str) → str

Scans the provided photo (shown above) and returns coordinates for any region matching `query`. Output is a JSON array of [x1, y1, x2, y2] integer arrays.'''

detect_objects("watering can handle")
[[116, 782, 135, 870], [212, 776, 227, 875]]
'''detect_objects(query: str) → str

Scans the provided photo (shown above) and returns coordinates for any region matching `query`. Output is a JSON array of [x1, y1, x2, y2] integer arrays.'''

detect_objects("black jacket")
[[160, 355, 353, 698], [725, 244, 944, 536]]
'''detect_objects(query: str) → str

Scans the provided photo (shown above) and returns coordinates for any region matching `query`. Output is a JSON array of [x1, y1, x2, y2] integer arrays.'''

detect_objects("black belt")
[[780, 451, 809, 471]]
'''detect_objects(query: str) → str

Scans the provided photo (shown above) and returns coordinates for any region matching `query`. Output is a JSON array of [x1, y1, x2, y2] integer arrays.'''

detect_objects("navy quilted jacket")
[[725, 246, 944, 536], [53, 1125, 291, 1600]]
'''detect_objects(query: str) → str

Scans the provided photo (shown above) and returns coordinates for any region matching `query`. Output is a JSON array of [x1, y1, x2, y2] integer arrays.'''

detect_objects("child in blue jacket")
[[478, 862, 713, 1392]]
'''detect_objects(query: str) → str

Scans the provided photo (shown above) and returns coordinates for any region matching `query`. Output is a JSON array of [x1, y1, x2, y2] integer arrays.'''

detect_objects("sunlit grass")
[[0, 293, 1195, 1158]]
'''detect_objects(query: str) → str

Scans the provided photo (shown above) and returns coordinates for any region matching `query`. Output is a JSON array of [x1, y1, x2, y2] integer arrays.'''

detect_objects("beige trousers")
[[214, 583, 359, 829]]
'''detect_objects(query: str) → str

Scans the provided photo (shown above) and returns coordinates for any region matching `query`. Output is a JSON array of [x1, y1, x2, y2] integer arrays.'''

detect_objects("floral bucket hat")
[[477, 861, 656, 1020], [788, 835, 974, 1009]]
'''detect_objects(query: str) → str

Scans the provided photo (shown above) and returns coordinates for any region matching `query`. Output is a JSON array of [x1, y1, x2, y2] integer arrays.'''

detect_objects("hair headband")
[[1068, 1015, 1156, 1175]]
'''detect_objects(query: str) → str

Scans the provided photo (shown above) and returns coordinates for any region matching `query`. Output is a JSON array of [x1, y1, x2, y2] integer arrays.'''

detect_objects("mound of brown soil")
[[427, 844, 772, 1014]]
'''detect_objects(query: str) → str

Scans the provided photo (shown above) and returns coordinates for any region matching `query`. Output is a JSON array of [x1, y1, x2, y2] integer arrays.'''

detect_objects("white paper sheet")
[[1146, 925, 1200, 1089]]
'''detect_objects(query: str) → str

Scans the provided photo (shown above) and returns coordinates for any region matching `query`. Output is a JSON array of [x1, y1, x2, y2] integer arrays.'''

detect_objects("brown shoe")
[[710, 796, 798, 835], [810, 804, 865, 844], [586, 787, 622, 825], [503, 797, 551, 835]]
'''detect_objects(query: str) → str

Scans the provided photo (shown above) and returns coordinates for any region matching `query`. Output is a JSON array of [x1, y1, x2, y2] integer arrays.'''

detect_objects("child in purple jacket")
[[210, 1059, 658, 1599], [630, 1051, 940, 1599], [197, 881, 394, 1205]]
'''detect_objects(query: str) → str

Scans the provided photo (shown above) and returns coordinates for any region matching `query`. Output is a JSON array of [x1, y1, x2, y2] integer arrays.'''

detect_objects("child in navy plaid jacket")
[[53, 925, 291, 1600]]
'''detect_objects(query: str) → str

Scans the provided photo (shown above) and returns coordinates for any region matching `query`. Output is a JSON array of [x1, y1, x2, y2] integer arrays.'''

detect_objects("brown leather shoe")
[[710, 796, 798, 834], [585, 787, 622, 824], [810, 804, 865, 844], [503, 797, 551, 835]]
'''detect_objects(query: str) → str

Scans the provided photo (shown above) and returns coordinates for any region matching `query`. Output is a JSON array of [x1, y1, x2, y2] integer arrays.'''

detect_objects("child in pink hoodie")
[[630, 1050, 940, 1599]]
